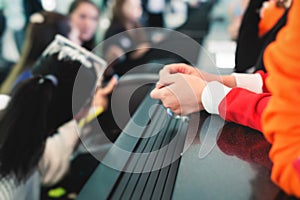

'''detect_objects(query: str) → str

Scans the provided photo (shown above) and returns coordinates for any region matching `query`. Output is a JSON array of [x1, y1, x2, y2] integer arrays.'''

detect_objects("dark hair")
[[68, 0, 100, 50], [111, 0, 141, 28], [22, 12, 71, 69], [111, 0, 127, 25], [0, 11, 71, 94], [69, 0, 99, 14], [32, 53, 97, 134], [0, 76, 56, 183]]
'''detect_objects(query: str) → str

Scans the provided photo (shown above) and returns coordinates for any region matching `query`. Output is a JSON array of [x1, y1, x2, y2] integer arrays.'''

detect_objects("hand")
[[105, 45, 125, 63], [160, 63, 200, 77], [150, 73, 207, 115], [130, 43, 150, 59], [92, 76, 118, 109], [157, 63, 236, 89]]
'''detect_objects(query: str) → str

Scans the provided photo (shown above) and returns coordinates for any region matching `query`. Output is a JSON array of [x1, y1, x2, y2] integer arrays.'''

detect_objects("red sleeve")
[[218, 88, 271, 132], [255, 70, 269, 93]]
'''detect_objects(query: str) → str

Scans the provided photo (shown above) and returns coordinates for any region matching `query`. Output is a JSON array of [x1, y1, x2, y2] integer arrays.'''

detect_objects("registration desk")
[[77, 91, 294, 200]]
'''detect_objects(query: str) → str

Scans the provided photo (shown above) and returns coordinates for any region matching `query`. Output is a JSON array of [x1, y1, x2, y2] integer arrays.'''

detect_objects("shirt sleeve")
[[219, 87, 271, 132], [232, 72, 264, 93], [202, 81, 270, 132], [255, 70, 269, 92], [201, 81, 231, 115], [38, 120, 79, 186]]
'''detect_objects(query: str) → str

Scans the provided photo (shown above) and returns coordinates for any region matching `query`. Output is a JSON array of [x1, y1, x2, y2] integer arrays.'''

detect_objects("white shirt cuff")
[[232, 73, 263, 93], [201, 81, 231, 115]]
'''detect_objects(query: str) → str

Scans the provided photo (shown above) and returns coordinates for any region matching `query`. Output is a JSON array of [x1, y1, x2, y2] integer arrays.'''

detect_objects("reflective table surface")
[[78, 104, 296, 199], [173, 112, 294, 200]]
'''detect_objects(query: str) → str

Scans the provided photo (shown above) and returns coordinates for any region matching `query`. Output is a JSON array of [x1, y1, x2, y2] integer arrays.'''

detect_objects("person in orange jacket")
[[262, 0, 300, 196]]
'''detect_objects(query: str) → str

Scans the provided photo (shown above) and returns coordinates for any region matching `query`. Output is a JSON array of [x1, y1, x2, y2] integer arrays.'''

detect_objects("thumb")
[[150, 88, 161, 100], [102, 75, 118, 95], [156, 73, 180, 89]]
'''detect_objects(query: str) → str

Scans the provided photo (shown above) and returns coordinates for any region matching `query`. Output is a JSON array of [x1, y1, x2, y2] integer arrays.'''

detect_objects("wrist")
[[232, 73, 263, 93], [221, 75, 236, 88], [201, 81, 231, 115]]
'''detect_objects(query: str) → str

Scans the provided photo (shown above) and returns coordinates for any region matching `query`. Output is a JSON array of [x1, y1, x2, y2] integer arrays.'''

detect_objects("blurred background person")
[[104, 0, 148, 61], [102, 0, 192, 79], [0, 73, 116, 200], [0, 76, 77, 200], [144, 0, 165, 27], [0, 11, 79, 94], [0, 0, 44, 84], [103, 0, 151, 76], [227, 0, 249, 41], [0, 0, 26, 85], [69, 0, 100, 50]]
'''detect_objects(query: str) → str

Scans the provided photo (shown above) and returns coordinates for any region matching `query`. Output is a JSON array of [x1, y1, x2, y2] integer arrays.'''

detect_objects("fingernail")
[[113, 74, 119, 80]]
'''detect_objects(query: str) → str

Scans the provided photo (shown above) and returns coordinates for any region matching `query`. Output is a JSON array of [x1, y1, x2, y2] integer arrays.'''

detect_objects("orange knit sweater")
[[263, 0, 300, 197]]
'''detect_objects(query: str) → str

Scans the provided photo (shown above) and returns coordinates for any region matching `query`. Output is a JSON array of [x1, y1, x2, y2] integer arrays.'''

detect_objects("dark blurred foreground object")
[[235, 0, 288, 72]]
